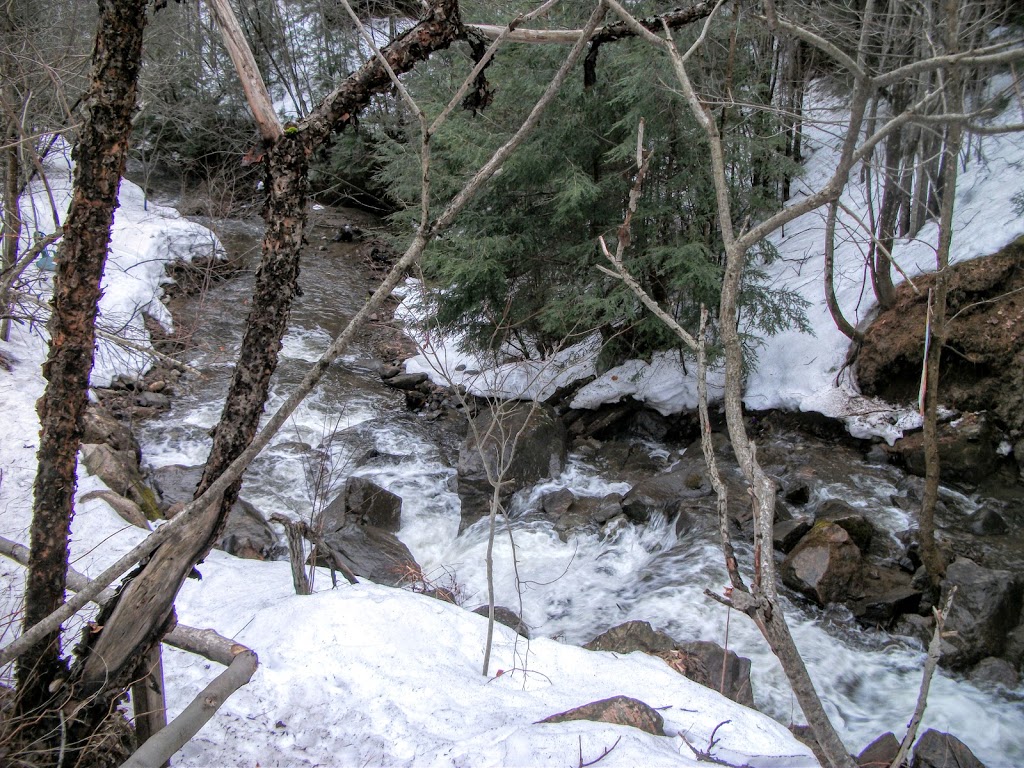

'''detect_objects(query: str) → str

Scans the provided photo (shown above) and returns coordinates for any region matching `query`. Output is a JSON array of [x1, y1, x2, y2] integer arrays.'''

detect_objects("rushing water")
[[138, 212, 1024, 767]]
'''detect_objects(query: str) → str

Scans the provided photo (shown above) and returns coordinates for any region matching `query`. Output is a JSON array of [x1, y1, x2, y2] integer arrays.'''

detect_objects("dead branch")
[[888, 587, 957, 768], [0, 535, 249, 668], [120, 647, 258, 768], [579, 734, 622, 767]]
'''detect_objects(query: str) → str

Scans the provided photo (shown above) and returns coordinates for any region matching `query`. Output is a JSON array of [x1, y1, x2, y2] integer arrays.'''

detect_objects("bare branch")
[[121, 649, 258, 768], [204, 0, 283, 141]]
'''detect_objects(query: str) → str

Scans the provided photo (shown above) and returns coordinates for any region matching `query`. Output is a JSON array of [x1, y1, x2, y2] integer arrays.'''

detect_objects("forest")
[[1, 1, 1023, 766]]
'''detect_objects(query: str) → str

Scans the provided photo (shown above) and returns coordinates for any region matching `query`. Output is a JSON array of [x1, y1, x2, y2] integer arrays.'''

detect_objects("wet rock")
[[852, 585, 922, 625], [152, 463, 278, 560], [967, 504, 1009, 536], [629, 409, 670, 441], [590, 439, 666, 480], [889, 413, 1000, 485], [570, 494, 623, 525], [893, 614, 934, 649], [680, 639, 754, 708], [781, 521, 862, 606], [585, 620, 676, 655], [1003, 624, 1024, 669], [856, 732, 900, 767], [969, 656, 1019, 689], [383, 372, 429, 391], [317, 523, 418, 587], [939, 558, 1024, 669], [773, 517, 812, 553], [541, 488, 576, 517], [911, 729, 986, 768], [134, 391, 170, 409], [621, 458, 712, 523], [814, 499, 874, 553], [82, 403, 140, 460], [471, 605, 530, 639], [457, 403, 566, 532], [218, 499, 279, 561], [326, 476, 402, 532], [537, 695, 665, 736]]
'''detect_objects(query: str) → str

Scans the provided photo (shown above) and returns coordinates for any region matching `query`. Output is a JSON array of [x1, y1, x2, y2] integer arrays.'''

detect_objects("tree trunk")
[[14, 0, 148, 746], [72, 0, 463, 713]]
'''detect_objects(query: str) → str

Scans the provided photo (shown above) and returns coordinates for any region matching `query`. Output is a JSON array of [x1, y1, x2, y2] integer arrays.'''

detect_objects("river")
[[136, 207, 1024, 767]]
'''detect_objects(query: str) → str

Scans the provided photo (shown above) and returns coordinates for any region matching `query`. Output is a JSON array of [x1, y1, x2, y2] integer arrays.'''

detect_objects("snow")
[[398, 82, 1024, 443], [15, 143, 225, 387], [0, 157, 816, 766]]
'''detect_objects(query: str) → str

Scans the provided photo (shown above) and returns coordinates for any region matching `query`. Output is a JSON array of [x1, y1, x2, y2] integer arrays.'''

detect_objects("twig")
[[579, 735, 622, 767], [888, 587, 957, 768]]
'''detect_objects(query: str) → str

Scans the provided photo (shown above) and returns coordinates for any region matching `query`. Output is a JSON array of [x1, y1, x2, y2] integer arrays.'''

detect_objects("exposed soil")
[[857, 236, 1024, 437]]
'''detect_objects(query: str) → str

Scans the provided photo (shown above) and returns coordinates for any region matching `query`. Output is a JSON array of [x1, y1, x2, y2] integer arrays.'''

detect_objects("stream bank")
[[94, 197, 1024, 766]]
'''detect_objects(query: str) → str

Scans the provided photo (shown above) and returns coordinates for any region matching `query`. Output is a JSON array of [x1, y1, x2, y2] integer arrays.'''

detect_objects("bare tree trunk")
[[71, 0, 465, 708], [919, 2, 965, 590], [15, 0, 148, 738]]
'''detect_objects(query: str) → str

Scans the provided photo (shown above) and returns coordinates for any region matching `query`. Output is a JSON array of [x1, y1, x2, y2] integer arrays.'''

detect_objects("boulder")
[[939, 558, 1023, 669], [382, 372, 429, 391], [218, 499, 279, 561], [80, 442, 159, 516], [857, 732, 900, 767], [82, 403, 140, 460], [541, 488, 575, 517], [911, 729, 986, 768], [318, 523, 418, 587], [320, 476, 402, 532], [1003, 624, 1024, 669], [814, 498, 875, 553], [781, 522, 862, 606], [889, 413, 999, 485], [457, 403, 567, 532], [584, 620, 677, 655], [153, 464, 279, 561], [537, 695, 664, 736], [471, 605, 530, 639], [583, 621, 753, 706], [852, 585, 922, 625], [969, 657, 1019, 689], [680, 639, 754, 708], [621, 458, 712, 523], [774, 517, 812, 553]]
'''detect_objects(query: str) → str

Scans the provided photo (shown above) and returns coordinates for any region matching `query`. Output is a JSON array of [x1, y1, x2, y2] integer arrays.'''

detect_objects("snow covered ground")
[[0, 167, 816, 765], [401, 81, 1024, 445]]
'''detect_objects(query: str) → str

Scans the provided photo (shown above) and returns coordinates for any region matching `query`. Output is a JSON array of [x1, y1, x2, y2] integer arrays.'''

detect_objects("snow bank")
[[397, 86, 1024, 442], [0, 158, 816, 767], [16, 146, 225, 387]]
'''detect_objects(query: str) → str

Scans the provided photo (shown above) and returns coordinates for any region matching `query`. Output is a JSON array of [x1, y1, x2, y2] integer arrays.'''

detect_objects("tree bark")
[[72, 0, 464, 710], [15, 0, 148, 734]]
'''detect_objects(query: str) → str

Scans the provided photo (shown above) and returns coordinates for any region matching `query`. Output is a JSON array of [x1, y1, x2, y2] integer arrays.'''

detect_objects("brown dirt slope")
[[858, 235, 1024, 437]]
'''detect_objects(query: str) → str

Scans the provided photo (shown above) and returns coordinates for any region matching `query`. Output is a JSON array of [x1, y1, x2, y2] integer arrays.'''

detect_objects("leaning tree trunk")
[[73, 0, 464, 711], [15, 0, 148, 743]]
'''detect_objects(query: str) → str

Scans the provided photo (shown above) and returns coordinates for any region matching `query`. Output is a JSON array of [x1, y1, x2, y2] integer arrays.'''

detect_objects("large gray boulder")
[[781, 522, 862, 606], [320, 476, 402, 533], [318, 523, 418, 587], [457, 403, 566, 531], [939, 558, 1023, 669]]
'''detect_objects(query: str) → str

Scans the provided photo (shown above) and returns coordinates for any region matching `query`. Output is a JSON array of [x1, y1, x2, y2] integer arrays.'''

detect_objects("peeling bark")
[[15, 0, 148, 734]]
